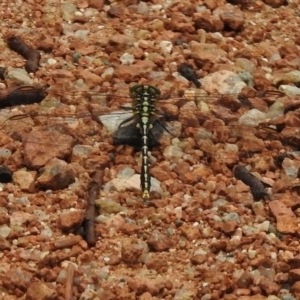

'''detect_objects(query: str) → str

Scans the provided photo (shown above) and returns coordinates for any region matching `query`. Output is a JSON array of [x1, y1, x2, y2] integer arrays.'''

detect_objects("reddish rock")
[[227, 192, 254, 205], [289, 256, 300, 269], [106, 34, 136, 52], [280, 194, 300, 209], [59, 210, 84, 232], [215, 4, 244, 30], [114, 153, 136, 166], [291, 281, 300, 295], [148, 53, 165, 66], [4, 149, 23, 171], [167, 13, 195, 33], [204, 0, 219, 10], [132, 47, 145, 60], [282, 158, 300, 178], [37, 34, 54, 52], [69, 40, 96, 56], [211, 239, 227, 252], [166, 20, 195, 33], [237, 295, 267, 300], [269, 200, 299, 234], [0, 236, 11, 250], [26, 281, 57, 300], [147, 231, 174, 252], [274, 261, 290, 273], [12, 170, 36, 192], [37, 158, 76, 190], [236, 271, 253, 288], [234, 289, 251, 296], [179, 102, 200, 128], [221, 220, 238, 235], [139, 292, 153, 300], [79, 69, 103, 88], [172, 162, 192, 179], [114, 60, 156, 82], [0, 195, 8, 207], [200, 70, 246, 94], [87, 0, 104, 10], [280, 128, 300, 150], [264, 0, 287, 8], [238, 135, 265, 152], [150, 166, 173, 182], [44, 69, 76, 80], [166, 0, 195, 16], [150, 198, 169, 209], [127, 276, 170, 296], [193, 11, 224, 32], [145, 253, 168, 271], [192, 165, 214, 182], [278, 250, 294, 263], [0, 213, 9, 225], [23, 129, 73, 169], [121, 222, 140, 235], [17, 235, 38, 247], [35, 268, 57, 283], [2, 267, 33, 292], [0, 131, 13, 146], [191, 254, 207, 265], [245, 94, 269, 112], [250, 257, 273, 268], [121, 240, 148, 264], [84, 155, 111, 170], [180, 224, 201, 241], [10, 211, 36, 226], [274, 272, 289, 283], [259, 277, 280, 295], [272, 177, 295, 194], [289, 269, 300, 283], [105, 254, 121, 266], [252, 202, 267, 217], [107, 5, 127, 18], [190, 42, 227, 70], [118, 0, 138, 5]]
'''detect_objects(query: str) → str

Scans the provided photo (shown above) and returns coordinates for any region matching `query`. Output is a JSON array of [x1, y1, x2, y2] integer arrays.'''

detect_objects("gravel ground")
[[1, 0, 300, 299]]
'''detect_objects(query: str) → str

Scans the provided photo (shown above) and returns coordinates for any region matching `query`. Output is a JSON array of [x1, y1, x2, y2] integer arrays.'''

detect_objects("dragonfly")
[[0, 83, 298, 200]]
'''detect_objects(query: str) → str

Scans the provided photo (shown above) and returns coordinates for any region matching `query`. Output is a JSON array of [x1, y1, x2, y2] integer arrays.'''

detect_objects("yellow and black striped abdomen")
[[130, 85, 161, 199]]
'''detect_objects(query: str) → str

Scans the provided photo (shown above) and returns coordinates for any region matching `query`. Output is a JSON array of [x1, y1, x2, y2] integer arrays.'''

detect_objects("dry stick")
[[0, 85, 47, 109], [65, 262, 75, 300], [234, 166, 269, 201], [83, 170, 104, 247], [53, 235, 82, 250], [7, 35, 41, 73]]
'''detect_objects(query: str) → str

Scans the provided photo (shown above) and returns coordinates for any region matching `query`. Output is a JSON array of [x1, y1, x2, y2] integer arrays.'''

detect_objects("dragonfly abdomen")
[[130, 84, 161, 199]]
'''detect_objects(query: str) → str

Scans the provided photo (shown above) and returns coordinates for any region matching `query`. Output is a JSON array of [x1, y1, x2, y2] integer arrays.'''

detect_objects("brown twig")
[[0, 85, 47, 109], [234, 166, 269, 201], [83, 170, 104, 247], [53, 235, 82, 250], [7, 35, 41, 73], [65, 262, 75, 300]]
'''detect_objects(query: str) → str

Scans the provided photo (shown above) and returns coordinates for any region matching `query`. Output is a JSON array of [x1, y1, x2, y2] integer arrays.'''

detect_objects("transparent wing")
[[2, 83, 300, 201], [0, 85, 293, 149]]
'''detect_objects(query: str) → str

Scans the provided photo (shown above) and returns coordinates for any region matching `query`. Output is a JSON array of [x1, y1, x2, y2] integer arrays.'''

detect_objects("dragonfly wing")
[[98, 111, 134, 133]]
